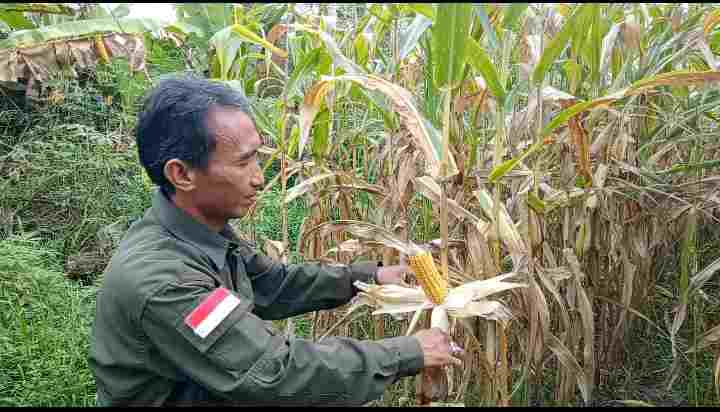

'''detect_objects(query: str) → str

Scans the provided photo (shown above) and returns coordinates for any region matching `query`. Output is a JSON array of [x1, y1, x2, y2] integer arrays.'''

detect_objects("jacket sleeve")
[[235, 243, 379, 320], [140, 279, 424, 406]]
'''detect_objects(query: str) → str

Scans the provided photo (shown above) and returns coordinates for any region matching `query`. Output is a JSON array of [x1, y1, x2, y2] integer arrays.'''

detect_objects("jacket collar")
[[151, 189, 239, 270]]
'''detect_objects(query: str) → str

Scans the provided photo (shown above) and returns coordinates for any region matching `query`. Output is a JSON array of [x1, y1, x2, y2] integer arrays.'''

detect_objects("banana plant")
[[0, 8, 198, 89]]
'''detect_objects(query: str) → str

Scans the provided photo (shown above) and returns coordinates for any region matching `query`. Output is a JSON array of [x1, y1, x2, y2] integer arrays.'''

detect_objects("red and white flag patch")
[[184, 287, 241, 339]]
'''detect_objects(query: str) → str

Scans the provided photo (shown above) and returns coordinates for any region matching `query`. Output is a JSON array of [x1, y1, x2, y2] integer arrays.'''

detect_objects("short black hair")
[[135, 75, 254, 194]]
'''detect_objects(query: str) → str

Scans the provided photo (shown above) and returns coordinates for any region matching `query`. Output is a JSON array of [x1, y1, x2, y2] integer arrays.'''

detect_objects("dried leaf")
[[264, 239, 284, 261], [688, 323, 720, 353], [704, 9, 720, 37], [319, 74, 459, 178], [546, 333, 591, 405], [284, 172, 337, 203], [599, 23, 622, 78], [298, 81, 335, 159], [415, 176, 485, 226], [672, 257, 720, 347]]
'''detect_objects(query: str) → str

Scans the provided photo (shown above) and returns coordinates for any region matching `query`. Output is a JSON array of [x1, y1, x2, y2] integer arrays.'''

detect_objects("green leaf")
[[317, 30, 364, 75], [526, 192, 547, 214], [488, 140, 543, 183], [166, 21, 204, 38], [286, 48, 321, 101], [354, 32, 370, 67], [399, 14, 432, 61], [586, 4, 602, 86], [0, 17, 168, 49], [474, 5, 498, 51], [0, 10, 34, 30], [311, 109, 330, 159], [107, 4, 131, 19], [533, 4, 590, 85], [540, 99, 603, 138], [501, 3, 528, 30], [229, 23, 287, 58], [175, 3, 232, 39], [0, 3, 75, 15], [408, 4, 435, 21], [292, 25, 365, 75], [466, 38, 506, 106], [209, 26, 245, 81], [432, 3, 474, 89]]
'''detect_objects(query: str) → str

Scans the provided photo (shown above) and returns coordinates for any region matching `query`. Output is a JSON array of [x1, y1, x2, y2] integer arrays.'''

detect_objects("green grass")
[[0, 235, 97, 407], [234, 186, 307, 261]]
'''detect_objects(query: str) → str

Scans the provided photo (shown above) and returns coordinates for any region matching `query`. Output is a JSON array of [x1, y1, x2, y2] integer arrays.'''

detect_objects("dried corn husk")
[[352, 272, 526, 321]]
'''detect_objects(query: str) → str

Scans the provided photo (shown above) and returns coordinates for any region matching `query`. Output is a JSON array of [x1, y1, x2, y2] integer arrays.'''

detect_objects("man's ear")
[[163, 159, 197, 193]]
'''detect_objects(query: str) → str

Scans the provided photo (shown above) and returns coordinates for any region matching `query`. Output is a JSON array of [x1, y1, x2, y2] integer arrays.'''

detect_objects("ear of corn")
[[95, 35, 110, 64], [408, 252, 448, 305]]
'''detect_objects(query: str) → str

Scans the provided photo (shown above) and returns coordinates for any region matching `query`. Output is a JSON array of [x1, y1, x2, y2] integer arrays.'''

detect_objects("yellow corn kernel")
[[408, 252, 448, 305]]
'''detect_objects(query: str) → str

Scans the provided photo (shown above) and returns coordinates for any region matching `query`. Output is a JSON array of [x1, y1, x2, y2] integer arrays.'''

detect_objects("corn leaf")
[[284, 172, 337, 204], [688, 323, 720, 353], [286, 48, 322, 101], [474, 5, 498, 51], [501, 3, 528, 30], [408, 4, 435, 21], [209, 26, 245, 81], [310, 74, 458, 178], [546, 333, 591, 405], [599, 23, 622, 82], [466, 38, 507, 106], [533, 4, 590, 85], [432, 3, 474, 89], [586, 4, 602, 86], [303, 220, 418, 256], [229, 23, 287, 58], [415, 176, 486, 226], [488, 140, 544, 183], [399, 14, 433, 61], [616, 400, 656, 407], [298, 79, 335, 159]]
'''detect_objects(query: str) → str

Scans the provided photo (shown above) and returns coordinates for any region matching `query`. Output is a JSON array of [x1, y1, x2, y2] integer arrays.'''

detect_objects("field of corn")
[[1, 3, 720, 407]]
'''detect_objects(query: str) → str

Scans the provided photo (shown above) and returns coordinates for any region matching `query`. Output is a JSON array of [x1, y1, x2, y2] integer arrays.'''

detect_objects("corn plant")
[[189, 3, 720, 406]]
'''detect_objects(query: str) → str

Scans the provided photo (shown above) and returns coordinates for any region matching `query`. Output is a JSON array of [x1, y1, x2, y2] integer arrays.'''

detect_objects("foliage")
[[222, 2, 720, 406], [0, 235, 97, 406], [2, 2, 720, 408], [0, 75, 151, 278]]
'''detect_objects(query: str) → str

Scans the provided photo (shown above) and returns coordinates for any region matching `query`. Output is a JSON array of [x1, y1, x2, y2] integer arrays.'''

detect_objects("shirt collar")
[[151, 189, 240, 270]]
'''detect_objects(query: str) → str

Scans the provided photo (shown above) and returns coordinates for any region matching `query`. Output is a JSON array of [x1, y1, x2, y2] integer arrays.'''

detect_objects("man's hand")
[[375, 264, 412, 287], [412, 328, 463, 367]]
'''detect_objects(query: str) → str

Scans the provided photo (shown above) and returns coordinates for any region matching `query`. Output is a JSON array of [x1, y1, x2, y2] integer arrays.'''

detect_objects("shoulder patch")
[[184, 287, 241, 339]]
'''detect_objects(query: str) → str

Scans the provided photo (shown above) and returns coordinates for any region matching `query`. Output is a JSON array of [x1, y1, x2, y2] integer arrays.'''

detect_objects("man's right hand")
[[413, 328, 462, 368]]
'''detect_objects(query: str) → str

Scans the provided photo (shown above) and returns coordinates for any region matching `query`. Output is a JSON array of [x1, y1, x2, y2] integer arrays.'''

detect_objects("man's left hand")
[[375, 264, 413, 287]]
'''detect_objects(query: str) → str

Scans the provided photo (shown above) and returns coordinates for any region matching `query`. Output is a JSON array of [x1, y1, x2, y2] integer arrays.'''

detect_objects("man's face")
[[190, 106, 265, 223]]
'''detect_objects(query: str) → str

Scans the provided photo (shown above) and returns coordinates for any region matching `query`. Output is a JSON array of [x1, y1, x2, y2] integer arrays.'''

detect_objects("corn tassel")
[[408, 252, 448, 305]]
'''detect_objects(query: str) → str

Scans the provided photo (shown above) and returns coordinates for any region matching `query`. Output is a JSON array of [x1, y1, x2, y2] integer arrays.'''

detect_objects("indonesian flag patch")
[[184, 287, 241, 339]]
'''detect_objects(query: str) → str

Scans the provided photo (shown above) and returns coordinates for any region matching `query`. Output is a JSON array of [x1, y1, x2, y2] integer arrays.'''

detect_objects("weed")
[[0, 235, 97, 406]]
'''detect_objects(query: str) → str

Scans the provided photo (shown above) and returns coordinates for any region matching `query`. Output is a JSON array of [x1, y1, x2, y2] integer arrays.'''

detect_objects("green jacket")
[[88, 189, 424, 406]]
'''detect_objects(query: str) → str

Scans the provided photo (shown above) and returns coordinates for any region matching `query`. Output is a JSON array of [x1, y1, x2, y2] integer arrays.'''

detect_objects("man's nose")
[[251, 165, 264, 189]]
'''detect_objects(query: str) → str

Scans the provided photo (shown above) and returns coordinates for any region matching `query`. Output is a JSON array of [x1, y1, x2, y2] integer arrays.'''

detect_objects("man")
[[88, 76, 459, 406]]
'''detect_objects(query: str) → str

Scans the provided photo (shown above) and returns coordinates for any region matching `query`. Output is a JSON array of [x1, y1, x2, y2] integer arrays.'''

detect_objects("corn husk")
[[352, 272, 526, 321]]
